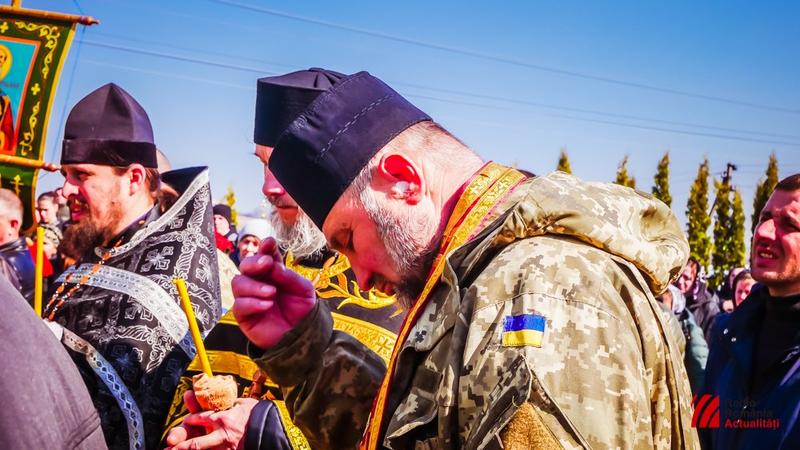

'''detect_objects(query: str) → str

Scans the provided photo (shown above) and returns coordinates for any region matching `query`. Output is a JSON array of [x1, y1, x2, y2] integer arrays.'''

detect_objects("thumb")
[[184, 390, 202, 414]]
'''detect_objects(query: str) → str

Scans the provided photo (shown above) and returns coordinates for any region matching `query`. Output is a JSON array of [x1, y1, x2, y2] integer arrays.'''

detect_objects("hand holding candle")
[[174, 277, 237, 411]]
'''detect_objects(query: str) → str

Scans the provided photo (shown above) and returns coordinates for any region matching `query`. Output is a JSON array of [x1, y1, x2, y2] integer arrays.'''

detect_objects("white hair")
[[0, 189, 22, 223], [270, 208, 327, 260]]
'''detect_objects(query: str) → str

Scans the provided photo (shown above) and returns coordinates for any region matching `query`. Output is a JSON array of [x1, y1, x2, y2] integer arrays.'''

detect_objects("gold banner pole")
[[33, 226, 43, 317], [0, 3, 99, 25], [0, 154, 60, 172]]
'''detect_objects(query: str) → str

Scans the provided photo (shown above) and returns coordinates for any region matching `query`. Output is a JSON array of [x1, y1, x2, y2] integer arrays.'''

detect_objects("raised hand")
[[232, 237, 317, 350]]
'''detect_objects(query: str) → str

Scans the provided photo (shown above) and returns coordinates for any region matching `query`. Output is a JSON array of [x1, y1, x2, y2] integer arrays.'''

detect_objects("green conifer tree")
[[651, 151, 672, 207], [711, 178, 733, 289], [686, 158, 712, 270], [556, 148, 572, 174], [224, 184, 238, 227], [614, 155, 636, 188], [751, 153, 779, 232], [730, 189, 746, 268]]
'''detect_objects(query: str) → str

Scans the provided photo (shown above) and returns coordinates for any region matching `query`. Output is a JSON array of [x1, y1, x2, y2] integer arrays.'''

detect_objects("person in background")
[[732, 270, 756, 309], [657, 284, 709, 393], [36, 191, 63, 228], [718, 267, 746, 312], [676, 257, 721, 341], [213, 204, 238, 245], [0, 188, 35, 305], [34, 223, 62, 287], [232, 218, 272, 266], [53, 186, 72, 224]]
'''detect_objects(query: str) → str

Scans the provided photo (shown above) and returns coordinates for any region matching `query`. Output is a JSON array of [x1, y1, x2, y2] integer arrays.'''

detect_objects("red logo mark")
[[692, 394, 720, 428]]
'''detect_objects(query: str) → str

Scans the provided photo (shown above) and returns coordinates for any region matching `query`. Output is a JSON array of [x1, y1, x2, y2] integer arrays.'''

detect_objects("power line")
[[79, 39, 274, 75], [77, 39, 800, 148], [81, 59, 254, 90], [208, 0, 800, 115], [393, 80, 800, 142], [80, 58, 509, 112], [89, 31, 298, 73], [550, 114, 800, 147], [80, 34, 800, 144]]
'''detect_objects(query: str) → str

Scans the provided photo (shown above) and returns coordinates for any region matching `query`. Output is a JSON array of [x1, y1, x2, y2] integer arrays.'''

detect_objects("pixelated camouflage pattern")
[[255, 170, 698, 449], [251, 300, 387, 450]]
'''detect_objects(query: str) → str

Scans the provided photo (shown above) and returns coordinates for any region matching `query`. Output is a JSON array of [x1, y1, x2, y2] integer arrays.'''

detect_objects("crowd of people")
[[0, 67, 796, 450]]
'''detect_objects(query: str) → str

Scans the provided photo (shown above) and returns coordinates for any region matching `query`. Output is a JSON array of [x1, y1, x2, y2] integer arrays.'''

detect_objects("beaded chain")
[[44, 238, 124, 320]]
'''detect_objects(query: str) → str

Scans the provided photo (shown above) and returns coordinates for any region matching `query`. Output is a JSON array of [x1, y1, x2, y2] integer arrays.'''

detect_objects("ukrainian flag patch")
[[502, 313, 546, 347]]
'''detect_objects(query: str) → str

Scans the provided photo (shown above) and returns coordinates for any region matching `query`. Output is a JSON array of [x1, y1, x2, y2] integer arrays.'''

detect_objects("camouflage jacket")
[[252, 170, 699, 449]]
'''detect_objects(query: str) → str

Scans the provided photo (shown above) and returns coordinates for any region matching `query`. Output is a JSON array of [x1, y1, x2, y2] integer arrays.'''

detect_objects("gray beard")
[[361, 192, 439, 309], [270, 210, 328, 260]]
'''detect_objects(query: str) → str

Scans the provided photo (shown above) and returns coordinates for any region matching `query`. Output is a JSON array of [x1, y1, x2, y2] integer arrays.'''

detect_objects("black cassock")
[[47, 167, 221, 450]]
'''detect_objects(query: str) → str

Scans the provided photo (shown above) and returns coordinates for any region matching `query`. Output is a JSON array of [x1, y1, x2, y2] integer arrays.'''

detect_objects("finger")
[[183, 391, 202, 414], [232, 297, 275, 325], [258, 237, 282, 260], [170, 430, 227, 450], [232, 274, 277, 299], [182, 410, 216, 427], [238, 254, 276, 278], [165, 425, 188, 446]]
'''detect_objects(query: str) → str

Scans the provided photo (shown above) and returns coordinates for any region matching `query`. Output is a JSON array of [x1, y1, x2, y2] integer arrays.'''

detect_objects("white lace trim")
[[60, 326, 145, 450], [57, 264, 196, 358]]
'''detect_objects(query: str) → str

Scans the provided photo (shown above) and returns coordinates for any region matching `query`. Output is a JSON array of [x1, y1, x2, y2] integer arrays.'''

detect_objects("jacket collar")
[[0, 236, 27, 253]]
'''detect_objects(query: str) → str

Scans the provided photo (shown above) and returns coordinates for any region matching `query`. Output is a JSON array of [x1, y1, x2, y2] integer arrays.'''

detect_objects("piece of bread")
[[192, 373, 238, 411]]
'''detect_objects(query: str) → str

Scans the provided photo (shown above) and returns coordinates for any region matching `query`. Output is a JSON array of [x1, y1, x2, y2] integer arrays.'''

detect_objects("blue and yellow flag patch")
[[502, 313, 546, 347]]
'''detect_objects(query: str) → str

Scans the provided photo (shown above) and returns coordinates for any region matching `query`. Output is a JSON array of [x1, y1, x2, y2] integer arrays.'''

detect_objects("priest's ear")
[[124, 163, 149, 196], [377, 153, 422, 205]]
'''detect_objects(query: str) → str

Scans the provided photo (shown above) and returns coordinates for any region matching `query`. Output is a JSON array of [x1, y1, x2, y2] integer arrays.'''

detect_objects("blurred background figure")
[[36, 191, 64, 229], [232, 218, 272, 266], [213, 204, 238, 246], [0, 188, 35, 305], [732, 270, 756, 309], [657, 284, 708, 393], [718, 267, 747, 312], [53, 187, 71, 224], [675, 257, 721, 341]]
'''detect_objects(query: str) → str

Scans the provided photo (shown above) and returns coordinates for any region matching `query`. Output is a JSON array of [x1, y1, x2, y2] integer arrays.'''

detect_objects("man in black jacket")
[[0, 188, 35, 305], [0, 276, 107, 449], [676, 257, 721, 341], [698, 174, 800, 449]]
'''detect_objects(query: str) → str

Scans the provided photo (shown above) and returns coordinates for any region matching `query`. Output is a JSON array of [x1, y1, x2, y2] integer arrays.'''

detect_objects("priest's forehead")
[[60, 163, 126, 177]]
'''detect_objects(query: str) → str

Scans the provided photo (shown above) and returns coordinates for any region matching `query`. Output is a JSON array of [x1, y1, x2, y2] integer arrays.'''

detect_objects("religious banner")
[[0, 4, 96, 230]]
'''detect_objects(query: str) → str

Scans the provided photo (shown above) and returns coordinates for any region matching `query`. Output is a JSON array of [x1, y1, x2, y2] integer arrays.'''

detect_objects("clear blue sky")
[[28, 0, 800, 242]]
